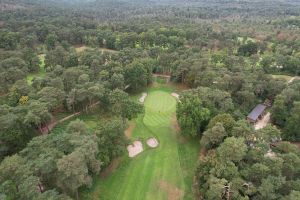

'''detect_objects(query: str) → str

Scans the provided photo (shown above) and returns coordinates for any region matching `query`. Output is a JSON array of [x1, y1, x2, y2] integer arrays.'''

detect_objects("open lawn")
[[80, 86, 200, 200], [26, 54, 46, 85]]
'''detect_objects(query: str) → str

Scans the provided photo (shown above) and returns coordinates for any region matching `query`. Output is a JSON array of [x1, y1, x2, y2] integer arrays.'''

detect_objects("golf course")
[[80, 85, 200, 200]]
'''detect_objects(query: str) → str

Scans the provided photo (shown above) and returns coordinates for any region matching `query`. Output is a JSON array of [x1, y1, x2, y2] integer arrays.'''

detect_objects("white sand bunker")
[[139, 93, 148, 103], [171, 92, 179, 99], [127, 141, 143, 157], [147, 137, 159, 148]]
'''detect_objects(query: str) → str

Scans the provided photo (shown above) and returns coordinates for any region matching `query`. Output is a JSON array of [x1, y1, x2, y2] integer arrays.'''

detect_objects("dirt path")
[[125, 122, 135, 139], [254, 112, 271, 130], [100, 158, 121, 178], [288, 76, 300, 84]]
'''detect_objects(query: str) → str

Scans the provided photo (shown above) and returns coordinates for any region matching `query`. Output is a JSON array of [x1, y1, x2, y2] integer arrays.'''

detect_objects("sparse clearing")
[[288, 76, 300, 83], [75, 45, 90, 53], [237, 36, 256, 43], [80, 85, 200, 200], [255, 112, 271, 130], [75, 45, 118, 54], [271, 74, 293, 82], [26, 54, 46, 85], [99, 47, 118, 54]]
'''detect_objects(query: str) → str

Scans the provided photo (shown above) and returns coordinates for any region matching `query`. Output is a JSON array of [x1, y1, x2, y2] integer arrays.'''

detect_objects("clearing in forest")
[[80, 86, 200, 200], [75, 45, 118, 54], [26, 54, 46, 85]]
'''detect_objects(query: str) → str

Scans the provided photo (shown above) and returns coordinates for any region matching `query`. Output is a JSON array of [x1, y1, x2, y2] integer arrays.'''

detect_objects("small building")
[[247, 104, 267, 123]]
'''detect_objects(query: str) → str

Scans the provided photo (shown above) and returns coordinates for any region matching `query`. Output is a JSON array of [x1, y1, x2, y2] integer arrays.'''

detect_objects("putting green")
[[80, 87, 199, 200]]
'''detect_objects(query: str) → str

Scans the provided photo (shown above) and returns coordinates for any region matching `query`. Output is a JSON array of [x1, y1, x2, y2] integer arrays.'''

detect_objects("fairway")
[[80, 86, 200, 200]]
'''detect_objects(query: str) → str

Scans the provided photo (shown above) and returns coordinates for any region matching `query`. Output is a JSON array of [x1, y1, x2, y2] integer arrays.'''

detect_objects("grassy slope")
[[26, 54, 46, 85], [80, 85, 199, 200]]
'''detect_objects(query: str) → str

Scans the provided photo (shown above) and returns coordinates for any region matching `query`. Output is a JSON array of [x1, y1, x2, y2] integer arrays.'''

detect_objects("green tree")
[[108, 89, 143, 122], [95, 118, 126, 166], [283, 191, 300, 200], [200, 123, 227, 149], [124, 61, 147, 91], [284, 102, 300, 141], [177, 93, 210, 136], [37, 87, 65, 111], [217, 137, 247, 162], [57, 151, 92, 200], [238, 41, 258, 56], [23, 100, 52, 133], [271, 95, 288, 127], [206, 176, 228, 200], [45, 33, 58, 50], [207, 113, 235, 132], [258, 176, 286, 199], [66, 119, 89, 135]]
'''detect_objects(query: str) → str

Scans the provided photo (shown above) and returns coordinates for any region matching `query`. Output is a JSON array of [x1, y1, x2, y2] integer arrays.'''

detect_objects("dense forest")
[[0, 0, 300, 199]]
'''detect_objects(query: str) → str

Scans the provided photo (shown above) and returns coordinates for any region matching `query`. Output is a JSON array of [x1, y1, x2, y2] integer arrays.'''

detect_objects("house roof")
[[247, 104, 266, 121]]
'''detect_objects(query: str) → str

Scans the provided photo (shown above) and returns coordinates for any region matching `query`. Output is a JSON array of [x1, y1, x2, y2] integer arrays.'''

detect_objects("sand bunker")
[[147, 137, 159, 148], [171, 92, 179, 99], [139, 93, 148, 103], [127, 141, 143, 157]]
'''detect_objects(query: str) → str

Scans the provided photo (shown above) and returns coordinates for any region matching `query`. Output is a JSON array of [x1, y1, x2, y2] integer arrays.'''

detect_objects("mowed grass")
[[26, 54, 46, 85], [80, 86, 200, 200]]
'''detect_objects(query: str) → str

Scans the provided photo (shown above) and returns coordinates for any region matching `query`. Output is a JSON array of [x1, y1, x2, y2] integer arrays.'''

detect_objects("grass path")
[[80, 86, 199, 200]]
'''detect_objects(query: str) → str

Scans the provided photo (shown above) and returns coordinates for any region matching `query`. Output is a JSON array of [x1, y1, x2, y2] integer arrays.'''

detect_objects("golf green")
[[80, 87, 199, 200]]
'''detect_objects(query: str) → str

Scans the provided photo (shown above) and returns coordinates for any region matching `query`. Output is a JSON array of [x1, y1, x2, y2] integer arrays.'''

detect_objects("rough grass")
[[80, 86, 200, 200], [26, 54, 46, 85]]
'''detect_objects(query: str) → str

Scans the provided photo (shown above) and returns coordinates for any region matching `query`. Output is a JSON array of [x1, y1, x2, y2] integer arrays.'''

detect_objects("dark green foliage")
[[0, 119, 125, 199], [196, 119, 300, 199], [177, 87, 234, 136], [238, 42, 258, 57], [272, 82, 300, 141]]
